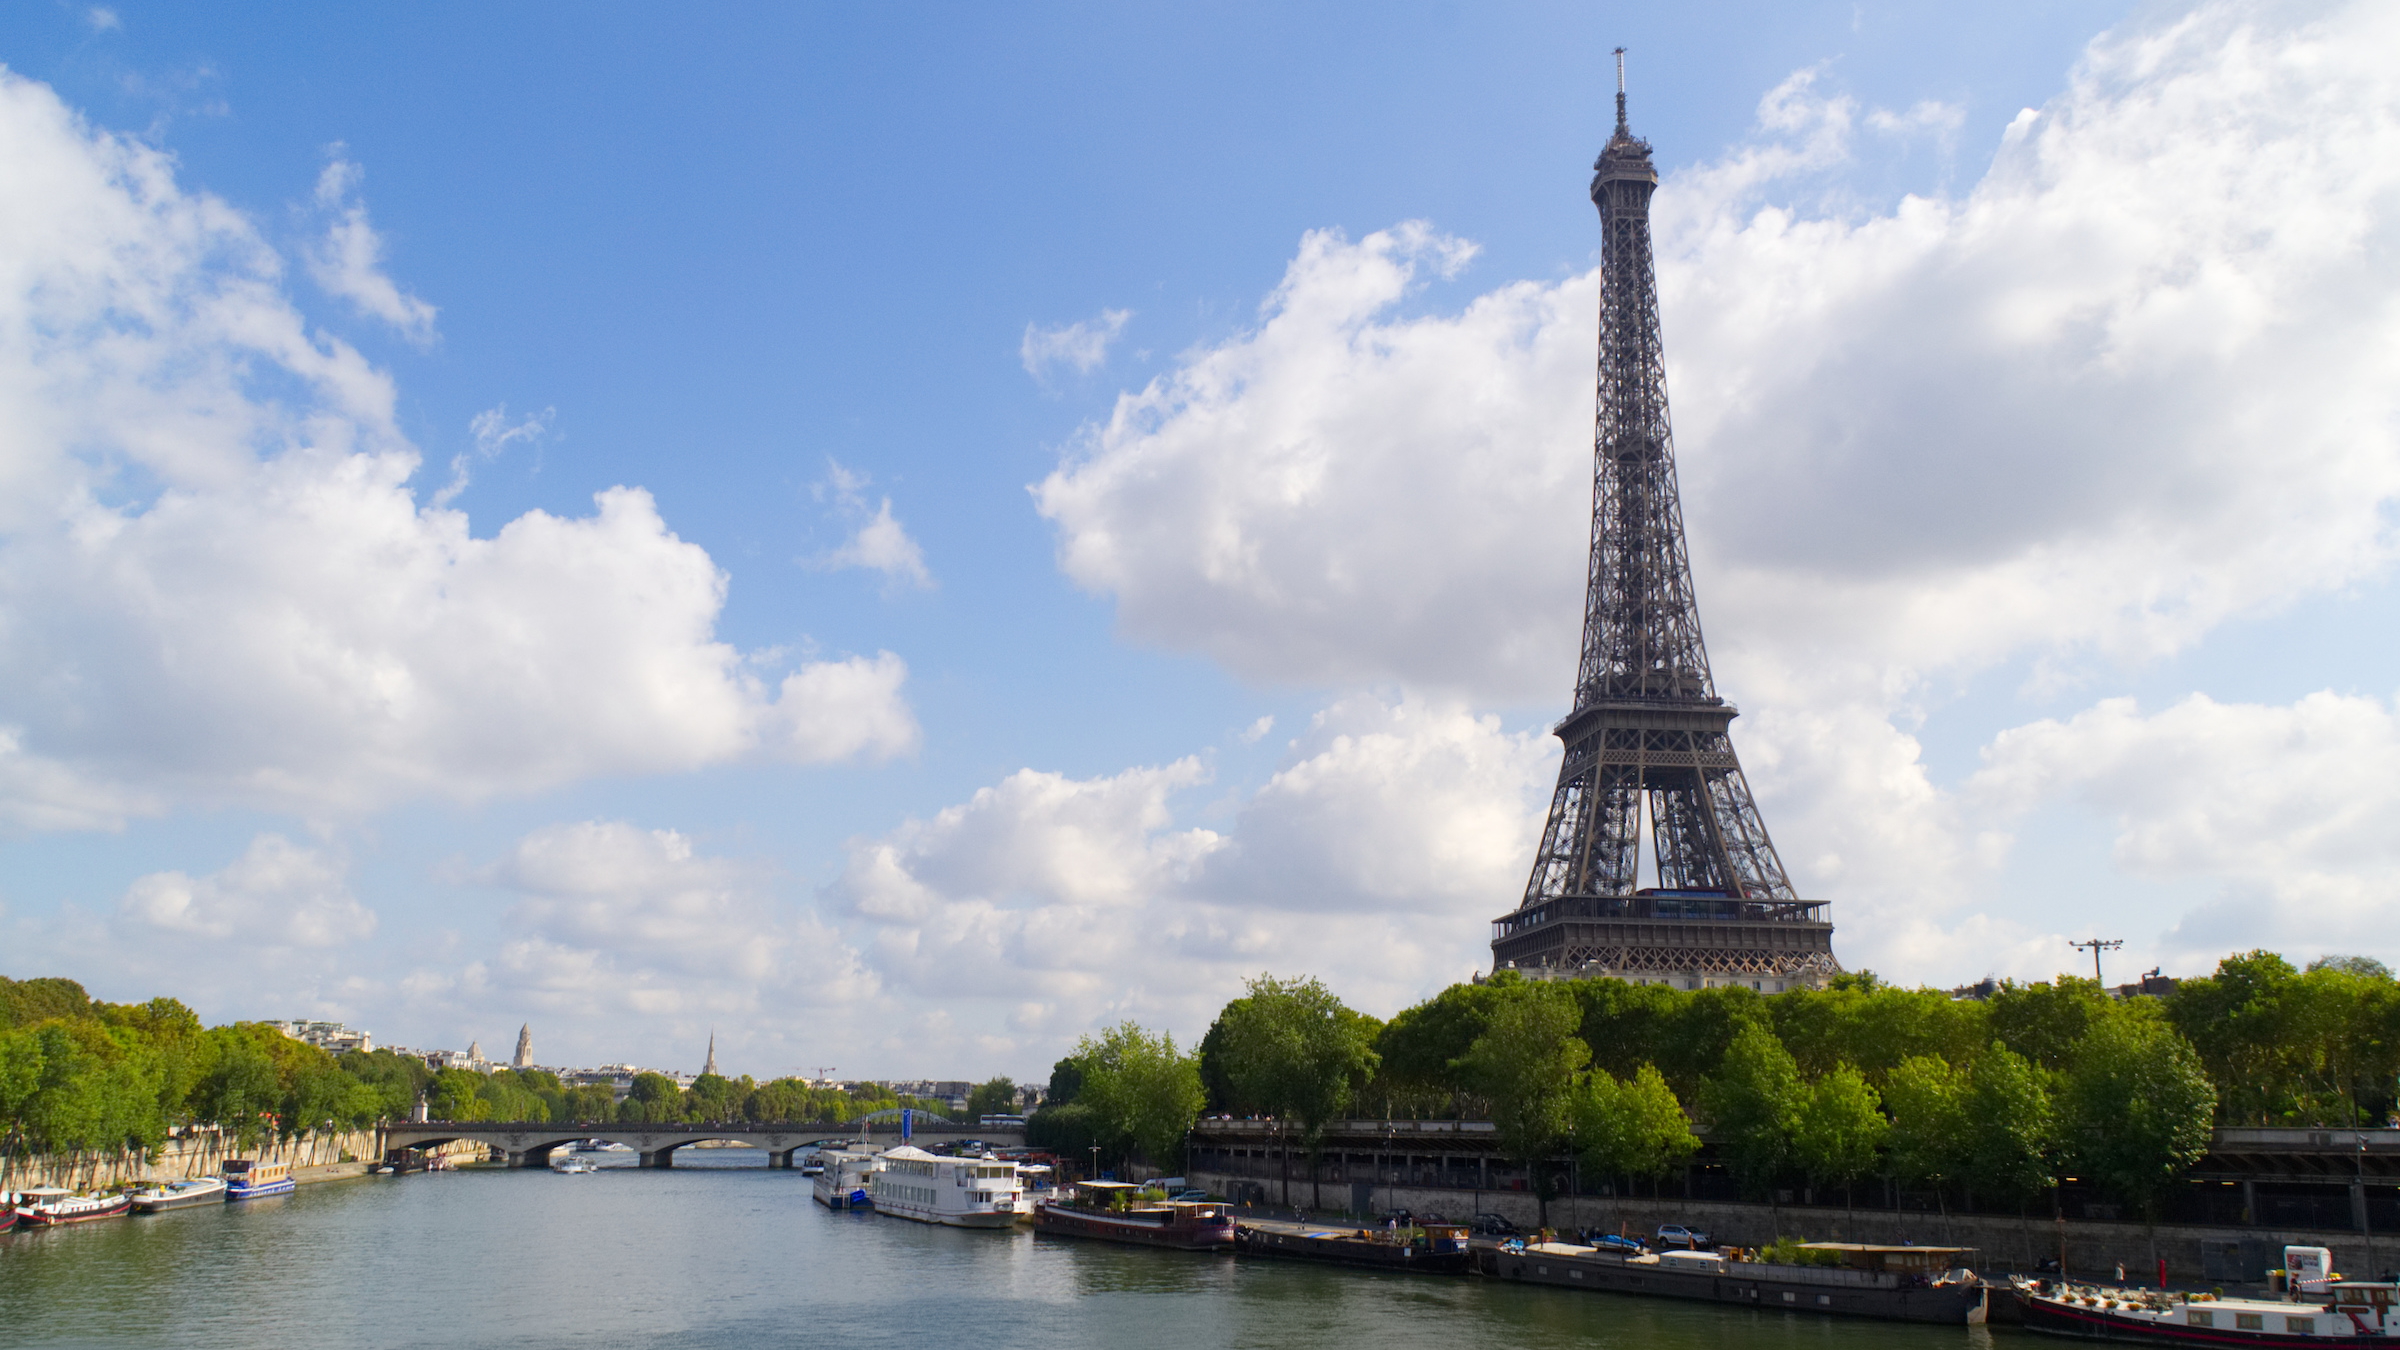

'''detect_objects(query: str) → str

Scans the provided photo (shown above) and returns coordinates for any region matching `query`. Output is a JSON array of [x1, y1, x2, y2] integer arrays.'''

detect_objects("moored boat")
[[2013, 1275, 2399, 1344], [129, 1176, 228, 1212], [1236, 1217, 1471, 1274], [1475, 1239, 1987, 1324], [867, 1146, 1021, 1228], [1033, 1180, 1234, 1250], [812, 1144, 884, 1210], [553, 1155, 597, 1174], [223, 1160, 295, 1200], [15, 1187, 133, 1227]]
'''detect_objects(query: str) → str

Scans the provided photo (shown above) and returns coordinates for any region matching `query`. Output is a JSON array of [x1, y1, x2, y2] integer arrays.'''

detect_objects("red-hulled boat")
[[1034, 1181, 1234, 1250], [15, 1188, 132, 1227]]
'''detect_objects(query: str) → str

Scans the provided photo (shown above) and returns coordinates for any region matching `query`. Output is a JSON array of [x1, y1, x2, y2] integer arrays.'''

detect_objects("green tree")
[[1456, 983, 1587, 1227], [1883, 1053, 1970, 1219], [1792, 1064, 1887, 1212], [1573, 1063, 1698, 1229], [1373, 976, 1518, 1117], [2167, 951, 2299, 1123], [1964, 1042, 2054, 1206], [1075, 1023, 1205, 1173], [1698, 1023, 1804, 1207], [2061, 1017, 2216, 1225], [1989, 977, 2113, 1072], [619, 1072, 681, 1123], [966, 1077, 1019, 1120], [1043, 1056, 1086, 1107], [1214, 975, 1380, 1209]]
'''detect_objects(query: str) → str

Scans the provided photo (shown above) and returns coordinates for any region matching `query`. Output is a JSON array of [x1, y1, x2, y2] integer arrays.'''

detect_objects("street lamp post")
[[2360, 1132, 2379, 1279]]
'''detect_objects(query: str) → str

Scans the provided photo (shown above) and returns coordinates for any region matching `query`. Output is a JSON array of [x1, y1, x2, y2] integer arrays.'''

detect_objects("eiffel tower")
[[1490, 54, 1837, 992]]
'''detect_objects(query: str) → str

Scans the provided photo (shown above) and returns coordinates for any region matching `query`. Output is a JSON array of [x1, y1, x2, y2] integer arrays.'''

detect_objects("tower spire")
[[703, 1030, 719, 1078], [1614, 46, 1628, 136], [1492, 76, 1838, 992]]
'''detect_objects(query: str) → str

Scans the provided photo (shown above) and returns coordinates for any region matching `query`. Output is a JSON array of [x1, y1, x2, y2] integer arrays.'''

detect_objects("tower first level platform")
[[1490, 891, 1837, 993]]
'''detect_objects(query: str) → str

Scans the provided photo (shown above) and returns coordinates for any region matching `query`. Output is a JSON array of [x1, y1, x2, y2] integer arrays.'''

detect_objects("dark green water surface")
[[0, 1150, 2009, 1349]]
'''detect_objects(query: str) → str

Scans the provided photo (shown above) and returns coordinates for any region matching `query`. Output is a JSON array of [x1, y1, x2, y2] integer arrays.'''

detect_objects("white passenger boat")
[[129, 1176, 228, 1212], [1013, 1162, 1058, 1221], [867, 1147, 1021, 1228], [553, 1155, 597, 1174], [811, 1144, 884, 1210]]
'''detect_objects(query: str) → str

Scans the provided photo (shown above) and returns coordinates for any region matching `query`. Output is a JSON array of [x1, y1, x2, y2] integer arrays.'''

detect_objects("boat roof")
[[882, 1146, 937, 1160], [15, 1186, 71, 1197], [1801, 1243, 1974, 1255], [1076, 1180, 1145, 1191]]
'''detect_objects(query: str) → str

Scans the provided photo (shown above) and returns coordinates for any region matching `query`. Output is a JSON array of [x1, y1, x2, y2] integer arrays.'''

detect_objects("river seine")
[[1, 1149, 1999, 1348]]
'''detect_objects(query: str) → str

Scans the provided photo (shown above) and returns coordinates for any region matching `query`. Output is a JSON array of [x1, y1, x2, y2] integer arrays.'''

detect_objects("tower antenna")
[[2070, 938, 2124, 986], [1614, 46, 1629, 134]]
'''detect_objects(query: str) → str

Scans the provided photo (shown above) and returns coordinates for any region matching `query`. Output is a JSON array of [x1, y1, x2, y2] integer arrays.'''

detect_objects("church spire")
[[702, 1030, 719, 1078]]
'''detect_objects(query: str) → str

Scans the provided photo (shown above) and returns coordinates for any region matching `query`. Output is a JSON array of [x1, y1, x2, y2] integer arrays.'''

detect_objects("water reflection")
[[1, 1155, 2002, 1350]]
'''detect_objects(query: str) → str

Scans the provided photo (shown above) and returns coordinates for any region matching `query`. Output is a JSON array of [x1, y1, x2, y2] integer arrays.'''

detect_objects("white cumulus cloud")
[[117, 833, 376, 947], [1020, 307, 1132, 380], [0, 70, 916, 827], [307, 149, 438, 343]]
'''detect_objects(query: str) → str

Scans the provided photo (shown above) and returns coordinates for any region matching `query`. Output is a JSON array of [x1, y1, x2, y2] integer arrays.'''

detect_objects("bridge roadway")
[[382, 1120, 1026, 1169]]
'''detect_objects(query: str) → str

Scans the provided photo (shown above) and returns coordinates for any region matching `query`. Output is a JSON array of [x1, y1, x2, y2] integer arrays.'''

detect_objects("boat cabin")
[[1798, 1243, 1975, 1275]]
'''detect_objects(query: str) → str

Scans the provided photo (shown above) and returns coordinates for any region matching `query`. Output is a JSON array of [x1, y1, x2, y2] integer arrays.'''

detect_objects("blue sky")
[[4, 0, 2397, 1080]]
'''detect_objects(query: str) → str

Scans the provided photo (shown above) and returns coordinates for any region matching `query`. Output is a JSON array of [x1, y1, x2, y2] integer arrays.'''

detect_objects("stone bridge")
[[381, 1120, 1026, 1169]]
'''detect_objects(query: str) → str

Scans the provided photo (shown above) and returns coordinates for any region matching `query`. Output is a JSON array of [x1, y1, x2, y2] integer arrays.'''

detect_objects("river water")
[[0, 1149, 2001, 1349]]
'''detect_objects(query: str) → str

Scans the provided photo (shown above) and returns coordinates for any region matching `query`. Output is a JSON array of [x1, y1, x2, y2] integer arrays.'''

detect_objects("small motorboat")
[[130, 1176, 229, 1212], [553, 1155, 597, 1173], [17, 1187, 133, 1226]]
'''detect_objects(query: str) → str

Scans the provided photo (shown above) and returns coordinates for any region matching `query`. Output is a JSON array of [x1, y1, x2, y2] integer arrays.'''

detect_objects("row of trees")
[[0, 977, 989, 1160], [1028, 949, 2388, 1222]]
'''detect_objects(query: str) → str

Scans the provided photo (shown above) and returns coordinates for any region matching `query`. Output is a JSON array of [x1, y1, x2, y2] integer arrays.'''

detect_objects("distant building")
[[703, 1032, 719, 1078], [269, 1020, 373, 1054], [514, 1024, 533, 1069]]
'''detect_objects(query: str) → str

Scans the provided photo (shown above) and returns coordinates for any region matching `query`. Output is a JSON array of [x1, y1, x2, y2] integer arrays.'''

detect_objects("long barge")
[[1473, 1239, 1988, 1325], [1033, 1181, 1233, 1251], [1235, 1217, 1472, 1274]]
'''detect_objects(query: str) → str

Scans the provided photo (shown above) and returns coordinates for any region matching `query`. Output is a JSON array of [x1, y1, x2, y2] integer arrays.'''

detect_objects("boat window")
[[2187, 1312, 2214, 1327], [2287, 1318, 2315, 1334], [2235, 1314, 2263, 1330]]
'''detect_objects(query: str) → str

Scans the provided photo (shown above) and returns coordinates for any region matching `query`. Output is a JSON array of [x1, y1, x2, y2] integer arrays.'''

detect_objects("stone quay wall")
[[1189, 1170, 2395, 1287], [0, 1126, 427, 1191]]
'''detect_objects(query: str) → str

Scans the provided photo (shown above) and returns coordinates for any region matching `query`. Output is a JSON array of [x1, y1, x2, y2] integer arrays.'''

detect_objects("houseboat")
[[811, 1144, 884, 1210], [2012, 1268, 2400, 1344], [223, 1160, 295, 1200], [14, 1187, 132, 1226], [866, 1147, 1021, 1228], [130, 1176, 228, 1212], [1033, 1180, 1235, 1250], [1475, 1239, 1988, 1325], [1236, 1216, 1472, 1274]]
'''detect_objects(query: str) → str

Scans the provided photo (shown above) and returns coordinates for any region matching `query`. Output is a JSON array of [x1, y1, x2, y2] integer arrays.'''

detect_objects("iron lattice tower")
[[1491, 55, 1836, 988]]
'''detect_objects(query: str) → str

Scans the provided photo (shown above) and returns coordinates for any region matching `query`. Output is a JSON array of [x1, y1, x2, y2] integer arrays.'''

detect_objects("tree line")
[[0, 977, 986, 1161], [1029, 950, 2398, 1223]]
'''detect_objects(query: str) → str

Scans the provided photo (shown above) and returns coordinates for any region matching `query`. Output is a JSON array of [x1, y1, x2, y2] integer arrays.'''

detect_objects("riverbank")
[[1, 1128, 476, 1192], [1189, 1170, 2392, 1285]]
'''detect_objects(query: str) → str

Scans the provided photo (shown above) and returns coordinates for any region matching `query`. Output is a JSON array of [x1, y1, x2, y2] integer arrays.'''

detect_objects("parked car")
[[1653, 1223, 1712, 1250], [1590, 1232, 1645, 1254], [1169, 1190, 1209, 1202], [1473, 1213, 1519, 1236]]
